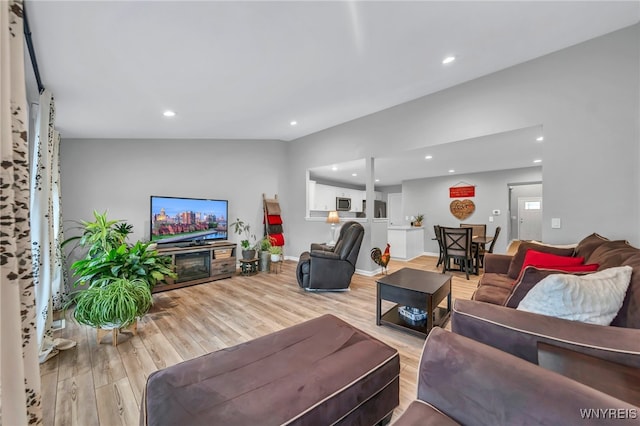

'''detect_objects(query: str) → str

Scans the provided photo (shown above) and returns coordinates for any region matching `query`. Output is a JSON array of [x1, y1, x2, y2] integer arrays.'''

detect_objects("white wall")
[[286, 24, 639, 270], [59, 25, 639, 274], [60, 138, 287, 251], [403, 167, 542, 255]]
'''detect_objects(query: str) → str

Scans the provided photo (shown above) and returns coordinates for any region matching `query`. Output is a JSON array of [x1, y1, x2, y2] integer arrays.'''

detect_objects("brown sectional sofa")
[[453, 233, 640, 368], [393, 328, 639, 425]]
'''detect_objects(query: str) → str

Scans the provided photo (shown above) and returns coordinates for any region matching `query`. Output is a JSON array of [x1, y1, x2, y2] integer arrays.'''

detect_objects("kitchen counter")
[[387, 227, 425, 260]]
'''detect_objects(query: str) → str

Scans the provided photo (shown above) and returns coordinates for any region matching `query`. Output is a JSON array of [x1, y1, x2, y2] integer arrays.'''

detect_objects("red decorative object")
[[269, 233, 285, 246], [449, 186, 475, 198]]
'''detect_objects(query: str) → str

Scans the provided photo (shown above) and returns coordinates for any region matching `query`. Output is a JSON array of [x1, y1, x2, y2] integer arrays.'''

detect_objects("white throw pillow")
[[516, 266, 633, 325]]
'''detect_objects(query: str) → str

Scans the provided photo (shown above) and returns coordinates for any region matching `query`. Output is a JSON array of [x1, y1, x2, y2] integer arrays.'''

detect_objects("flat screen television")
[[150, 196, 228, 244]]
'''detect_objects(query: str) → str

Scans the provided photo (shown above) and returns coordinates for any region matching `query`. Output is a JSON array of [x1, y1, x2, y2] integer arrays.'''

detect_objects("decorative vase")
[[259, 251, 271, 271], [242, 249, 256, 260]]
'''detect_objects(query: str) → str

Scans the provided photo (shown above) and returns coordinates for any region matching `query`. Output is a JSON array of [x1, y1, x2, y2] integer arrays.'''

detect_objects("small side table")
[[270, 259, 283, 274], [239, 258, 259, 276]]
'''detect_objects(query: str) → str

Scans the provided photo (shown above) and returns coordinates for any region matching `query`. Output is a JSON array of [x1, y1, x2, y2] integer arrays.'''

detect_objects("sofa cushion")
[[612, 252, 640, 328], [587, 240, 636, 269], [574, 233, 610, 260], [507, 242, 575, 279], [520, 250, 584, 272], [479, 272, 515, 290], [517, 266, 633, 325], [506, 267, 598, 308], [472, 284, 511, 306]]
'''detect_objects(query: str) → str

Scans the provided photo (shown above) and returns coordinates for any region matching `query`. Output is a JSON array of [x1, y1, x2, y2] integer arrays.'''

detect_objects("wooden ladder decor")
[[263, 194, 285, 251]]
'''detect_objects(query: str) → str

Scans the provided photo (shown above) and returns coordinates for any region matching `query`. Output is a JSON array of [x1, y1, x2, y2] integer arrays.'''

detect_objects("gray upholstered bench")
[[140, 314, 400, 425]]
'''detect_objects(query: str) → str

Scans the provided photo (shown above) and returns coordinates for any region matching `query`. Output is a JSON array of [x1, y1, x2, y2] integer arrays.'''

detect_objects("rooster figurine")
[[371, 243, 391, 274]]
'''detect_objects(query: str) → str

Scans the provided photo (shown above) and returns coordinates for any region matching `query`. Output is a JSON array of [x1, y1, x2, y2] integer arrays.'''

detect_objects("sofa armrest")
[[415, 328, 638, 425], [452, 299, 640, 368], [309, 250, 340, 260], [483, 253, 512, 274], [310, 243, 334, 252]]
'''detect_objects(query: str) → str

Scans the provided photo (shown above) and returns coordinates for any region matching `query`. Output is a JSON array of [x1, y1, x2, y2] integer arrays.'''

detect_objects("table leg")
[[376, 284, 381, 326]]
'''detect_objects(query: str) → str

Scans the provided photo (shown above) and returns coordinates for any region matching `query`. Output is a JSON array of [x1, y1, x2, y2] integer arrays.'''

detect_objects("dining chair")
[[440, 226, 474, 280], [434, 225, 445, 267], [478, 226, 501, 268]]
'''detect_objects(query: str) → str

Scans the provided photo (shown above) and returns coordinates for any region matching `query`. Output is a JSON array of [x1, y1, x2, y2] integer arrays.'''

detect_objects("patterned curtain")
[[31, 90, 74, 363], [0, 0, 43, 424]]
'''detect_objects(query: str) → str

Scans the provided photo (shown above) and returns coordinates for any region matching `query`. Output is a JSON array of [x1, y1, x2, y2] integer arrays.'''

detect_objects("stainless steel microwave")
[[336, 197, 351, 211]]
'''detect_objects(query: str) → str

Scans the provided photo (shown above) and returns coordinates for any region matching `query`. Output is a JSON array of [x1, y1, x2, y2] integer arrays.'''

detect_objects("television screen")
[[150, 196, 228, 244]]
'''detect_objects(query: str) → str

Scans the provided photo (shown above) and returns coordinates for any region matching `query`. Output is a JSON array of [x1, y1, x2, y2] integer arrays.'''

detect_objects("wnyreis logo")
[[580, 408, 638, 420]]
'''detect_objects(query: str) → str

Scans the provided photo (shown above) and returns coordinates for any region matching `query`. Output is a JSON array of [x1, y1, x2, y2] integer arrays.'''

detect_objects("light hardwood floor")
[[41, 255, 479, 425]]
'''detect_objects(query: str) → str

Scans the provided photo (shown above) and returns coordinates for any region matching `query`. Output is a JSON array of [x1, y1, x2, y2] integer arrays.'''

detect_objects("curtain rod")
[[23, 4, 45, 94]]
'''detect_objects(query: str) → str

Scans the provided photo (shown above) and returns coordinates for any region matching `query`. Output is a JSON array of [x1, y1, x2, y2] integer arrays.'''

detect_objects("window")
[[524, 201, 541, 210]]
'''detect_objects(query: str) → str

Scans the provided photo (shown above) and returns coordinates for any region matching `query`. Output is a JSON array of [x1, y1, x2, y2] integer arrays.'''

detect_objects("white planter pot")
[[270, 254, 281, 262]]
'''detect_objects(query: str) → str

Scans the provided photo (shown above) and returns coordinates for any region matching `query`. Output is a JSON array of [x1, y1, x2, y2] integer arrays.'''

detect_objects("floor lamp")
[[326, 211, 340, 246]]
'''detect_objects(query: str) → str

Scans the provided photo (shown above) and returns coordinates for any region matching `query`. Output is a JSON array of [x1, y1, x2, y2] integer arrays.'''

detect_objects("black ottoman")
[[141, 314, 399, 426]]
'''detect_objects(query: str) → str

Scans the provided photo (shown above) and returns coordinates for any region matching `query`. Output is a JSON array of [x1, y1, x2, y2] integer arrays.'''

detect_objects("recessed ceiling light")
[[290, 120, 297, 126], [448, 169, 455, 173], [536, 136, 544, 142], [533, 159, 542, 163], [442, 56, 455, 64], [331, 165, 338, 171], [425, 155, 433, 160], [375, 179, 380, 182], [352, 173, 357, 177], [163, 110, 176, 117]]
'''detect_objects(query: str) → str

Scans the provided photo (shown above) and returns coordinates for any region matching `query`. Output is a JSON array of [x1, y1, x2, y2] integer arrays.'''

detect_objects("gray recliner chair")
[[296, 221, 364, 291]]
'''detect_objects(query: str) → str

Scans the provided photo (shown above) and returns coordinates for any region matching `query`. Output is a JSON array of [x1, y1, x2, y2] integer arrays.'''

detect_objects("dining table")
[[472, 235, 494, 274]]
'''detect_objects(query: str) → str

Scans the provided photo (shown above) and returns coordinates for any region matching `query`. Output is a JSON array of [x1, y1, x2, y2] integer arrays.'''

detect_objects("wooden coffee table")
[[376, 268, 452, 338]]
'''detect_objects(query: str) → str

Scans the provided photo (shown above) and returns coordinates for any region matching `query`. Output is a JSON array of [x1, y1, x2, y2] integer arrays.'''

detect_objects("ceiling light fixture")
[[425, 155, 433, 159], [442, 56, 455, 64], [375, 179, 380, 182], [290, 120, 297, 126], [331, 165, 338, 171], [533, 159, 542, 163], [163, 110, 176, 117], [448, 169, 455, 173], [352, 173, 357, 177], [536, 136, 544, 141]]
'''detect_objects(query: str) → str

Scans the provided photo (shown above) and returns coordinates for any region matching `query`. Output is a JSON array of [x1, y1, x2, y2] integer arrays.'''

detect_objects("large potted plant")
[[230, 218, 257, 260], [64, 211, 176, 290], [63, 211, 176, 344], [258, 235, 273, 271], [69, 277, 152, 329]]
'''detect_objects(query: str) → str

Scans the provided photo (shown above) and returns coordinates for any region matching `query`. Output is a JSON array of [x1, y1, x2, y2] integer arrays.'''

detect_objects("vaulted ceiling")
[[25, 1, 639, 142]]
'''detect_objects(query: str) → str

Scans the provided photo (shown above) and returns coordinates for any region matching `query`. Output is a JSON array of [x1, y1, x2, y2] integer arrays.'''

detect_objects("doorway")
[[518, 197, 542, 241], [387, 193, 403, 226], [508, 183, 542, 242]]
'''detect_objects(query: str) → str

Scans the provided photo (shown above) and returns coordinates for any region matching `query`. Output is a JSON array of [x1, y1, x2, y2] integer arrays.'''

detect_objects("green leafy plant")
[[259, 235, 273, 252], [69, 277, 153, 328], [230, 218, 257, 250], [414, 214, 425, 225], [268, 245, 282, 255], [62, 210, 133, 257], [70, 241, 175, 289], [65, 211, 176, 289]]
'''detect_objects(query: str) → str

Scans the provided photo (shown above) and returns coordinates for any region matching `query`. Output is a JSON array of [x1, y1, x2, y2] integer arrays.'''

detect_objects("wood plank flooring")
[[41, 255, 479, 425]]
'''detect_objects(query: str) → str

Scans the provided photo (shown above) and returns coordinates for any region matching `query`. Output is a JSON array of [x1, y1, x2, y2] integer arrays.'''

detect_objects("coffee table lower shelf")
[[380, 305, 451, 338]]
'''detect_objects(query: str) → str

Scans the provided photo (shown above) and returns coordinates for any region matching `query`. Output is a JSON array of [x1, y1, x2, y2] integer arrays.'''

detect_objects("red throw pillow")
[[520, 249, 584, 274], [551, 263, 599, 272]]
